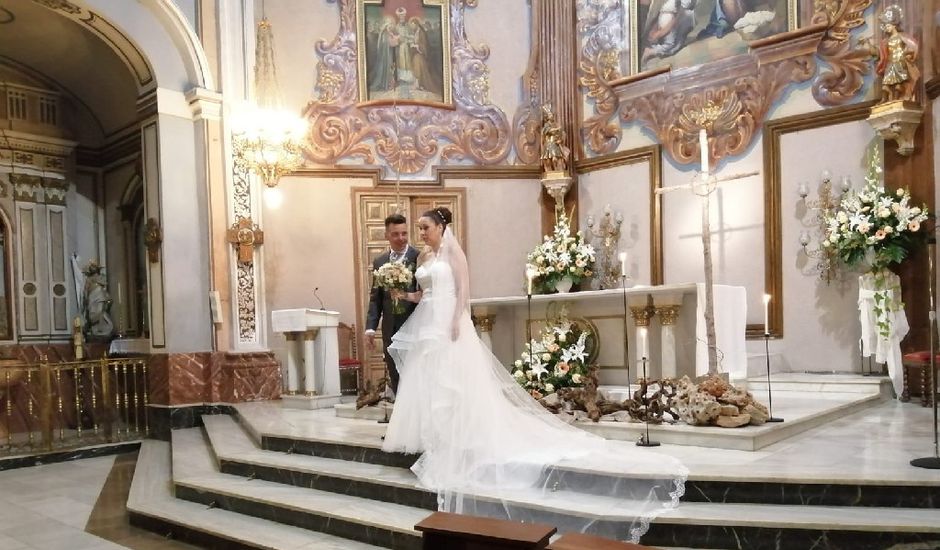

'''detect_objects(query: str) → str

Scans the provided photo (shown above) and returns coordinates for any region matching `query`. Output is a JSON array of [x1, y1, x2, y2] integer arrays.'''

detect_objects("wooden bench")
[[547, 533, 654, 550], [415, 511, 556, 550]]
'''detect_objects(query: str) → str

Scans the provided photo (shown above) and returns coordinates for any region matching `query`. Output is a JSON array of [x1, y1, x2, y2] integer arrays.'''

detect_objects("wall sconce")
[[231, 14, 308, 191], [798, 170, 850, 284], [586, 204, 623, 289]]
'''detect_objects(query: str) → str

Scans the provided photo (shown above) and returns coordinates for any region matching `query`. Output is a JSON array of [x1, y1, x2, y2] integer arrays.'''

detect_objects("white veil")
[[392, 227, 686, 543]]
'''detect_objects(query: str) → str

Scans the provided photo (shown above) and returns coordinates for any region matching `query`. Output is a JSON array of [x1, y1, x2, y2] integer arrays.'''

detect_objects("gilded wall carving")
[[577, 2, 876, 161], [231, 155, 257, 344], [811, 0, 875, 106], [576, 0, 624, 156], [304, 0, 510, 175], [621, 42, 820, 168]]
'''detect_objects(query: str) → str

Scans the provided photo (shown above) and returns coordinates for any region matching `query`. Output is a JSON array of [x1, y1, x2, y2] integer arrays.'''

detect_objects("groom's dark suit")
[[366, 246, 420, 394]]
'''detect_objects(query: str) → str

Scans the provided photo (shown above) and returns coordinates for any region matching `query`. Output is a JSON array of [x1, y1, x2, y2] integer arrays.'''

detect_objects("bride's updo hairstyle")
[[422, 206, 453, 230]]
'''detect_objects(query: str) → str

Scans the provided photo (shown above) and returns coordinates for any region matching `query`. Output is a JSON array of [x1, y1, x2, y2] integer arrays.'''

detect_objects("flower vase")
[[554, 276, 574, 293]]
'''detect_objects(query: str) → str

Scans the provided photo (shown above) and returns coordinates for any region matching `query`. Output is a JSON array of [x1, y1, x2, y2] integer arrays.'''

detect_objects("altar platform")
[[336, 373, 890, 451], [126, 373, 940, 550]]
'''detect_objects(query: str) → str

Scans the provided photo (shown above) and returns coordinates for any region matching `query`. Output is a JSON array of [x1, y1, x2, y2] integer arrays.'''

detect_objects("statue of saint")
[[70, 256, 114, 340], [870, 5, 920, 104], [539, 104, 570, 175]]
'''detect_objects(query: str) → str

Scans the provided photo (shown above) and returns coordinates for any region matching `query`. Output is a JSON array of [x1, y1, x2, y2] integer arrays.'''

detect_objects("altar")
[[469, 283, 748, 385]]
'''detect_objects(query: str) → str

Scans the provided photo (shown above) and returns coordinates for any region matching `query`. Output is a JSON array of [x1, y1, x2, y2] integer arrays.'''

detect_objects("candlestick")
[[699, 129, 709, 175], [763, 294, 771, 335], [525, 265, 536, 296], [618, 252, 628, 279], [639, 326, 648, 359]]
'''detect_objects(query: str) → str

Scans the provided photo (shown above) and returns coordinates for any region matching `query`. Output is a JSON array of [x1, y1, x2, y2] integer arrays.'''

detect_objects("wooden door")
[[354, 189, 466, 390]]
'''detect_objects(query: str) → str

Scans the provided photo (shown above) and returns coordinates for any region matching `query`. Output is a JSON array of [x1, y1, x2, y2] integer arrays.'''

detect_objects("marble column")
[[302, 329, 320, 396], [475, 315, 496, 350], [629, 306, 654, 365], [284, 333, 300, 395], [655, 305, 681, 379]]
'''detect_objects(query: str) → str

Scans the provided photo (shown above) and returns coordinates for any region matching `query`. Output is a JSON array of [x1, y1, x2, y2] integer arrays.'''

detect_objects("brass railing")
[[0, 358, 149, 456]]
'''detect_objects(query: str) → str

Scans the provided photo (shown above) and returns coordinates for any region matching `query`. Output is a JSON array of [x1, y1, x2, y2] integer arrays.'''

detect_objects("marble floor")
[[0, 453, 197, 550]]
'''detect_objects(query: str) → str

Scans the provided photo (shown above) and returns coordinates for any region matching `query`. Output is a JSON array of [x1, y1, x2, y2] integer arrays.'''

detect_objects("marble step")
[[743, 373, 889, 395], [171, 427, 430, 550], [202, 414, 436, 510], [206, 413, 940, 510], [183, 423, 940, 550], [127, 439, 384, 550]]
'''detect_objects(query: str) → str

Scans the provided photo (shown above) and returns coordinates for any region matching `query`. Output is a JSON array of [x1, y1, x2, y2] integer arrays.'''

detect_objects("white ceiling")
[[0, 0, 139, 142]]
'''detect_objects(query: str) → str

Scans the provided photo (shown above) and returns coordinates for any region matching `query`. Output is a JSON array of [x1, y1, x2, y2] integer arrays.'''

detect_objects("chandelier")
[[231, 12, 307, 190]]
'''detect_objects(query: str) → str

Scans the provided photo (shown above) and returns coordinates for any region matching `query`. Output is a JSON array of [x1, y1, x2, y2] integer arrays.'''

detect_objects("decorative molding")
[[512, 0, 541, 167], [304, 0, 510, 175], [41, 178, 68, 206], [291, 164, 540, 187], [576, 0, 624, 157], [617, 25, 826, 169], [231, 154, 257, 344], [761, 101, 875, 338], [811, 0, 875, 106], [574, 145, 664, 286], [10, 174, 42, 202]]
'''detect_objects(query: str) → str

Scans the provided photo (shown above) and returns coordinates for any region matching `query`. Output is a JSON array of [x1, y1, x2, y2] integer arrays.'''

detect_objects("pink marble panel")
[[147, 354, 170, 406], [167, 352, 212, 405]]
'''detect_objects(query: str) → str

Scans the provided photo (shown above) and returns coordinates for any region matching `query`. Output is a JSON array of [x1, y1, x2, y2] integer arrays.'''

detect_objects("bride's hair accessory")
[[423, 207, 452, 229]]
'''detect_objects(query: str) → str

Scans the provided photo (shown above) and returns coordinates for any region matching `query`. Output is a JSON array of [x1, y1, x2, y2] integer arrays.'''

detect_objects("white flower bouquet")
[[526, 212, 595, 293], [373, 262, 414, 314], [510, 309, 592, 400]]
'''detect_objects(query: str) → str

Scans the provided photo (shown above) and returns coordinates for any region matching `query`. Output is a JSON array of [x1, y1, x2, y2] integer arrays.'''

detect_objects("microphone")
[[313, 287, 326, 310]]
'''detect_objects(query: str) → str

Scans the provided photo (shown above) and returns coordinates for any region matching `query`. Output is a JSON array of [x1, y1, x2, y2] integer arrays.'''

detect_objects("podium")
[[271, 308, 342, 409]]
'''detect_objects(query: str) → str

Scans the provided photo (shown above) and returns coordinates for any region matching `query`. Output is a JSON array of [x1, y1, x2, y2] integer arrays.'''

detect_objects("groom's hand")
[[365, 332, 376, 351]]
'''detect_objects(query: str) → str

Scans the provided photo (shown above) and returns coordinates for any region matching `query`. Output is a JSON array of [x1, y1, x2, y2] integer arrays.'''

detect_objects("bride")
[[382, 207, 686, 543]]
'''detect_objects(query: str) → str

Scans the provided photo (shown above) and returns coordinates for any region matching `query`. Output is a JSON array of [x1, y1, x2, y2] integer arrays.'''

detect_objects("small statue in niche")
[[867, 4, 921, 104], [539, 104, 570, 175]]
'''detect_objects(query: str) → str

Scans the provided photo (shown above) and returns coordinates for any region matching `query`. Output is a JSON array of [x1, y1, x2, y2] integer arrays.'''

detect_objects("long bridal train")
[[380, 228, 687, 543]]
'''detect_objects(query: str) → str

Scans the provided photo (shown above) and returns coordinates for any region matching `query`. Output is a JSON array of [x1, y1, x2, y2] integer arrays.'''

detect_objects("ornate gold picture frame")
[[631, 0, 799, 74], [356, 0, 452, 107]]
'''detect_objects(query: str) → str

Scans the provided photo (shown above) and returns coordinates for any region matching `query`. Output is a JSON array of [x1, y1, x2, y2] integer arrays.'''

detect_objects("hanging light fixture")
[[231, 3, 307, 191]]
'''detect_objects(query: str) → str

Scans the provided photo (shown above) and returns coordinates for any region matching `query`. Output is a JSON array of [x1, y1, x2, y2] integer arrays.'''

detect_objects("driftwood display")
[[356, 378, 386, 410]]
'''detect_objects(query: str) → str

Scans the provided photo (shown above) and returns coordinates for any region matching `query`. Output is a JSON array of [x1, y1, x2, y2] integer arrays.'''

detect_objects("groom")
[[365, 214, 419, 395]]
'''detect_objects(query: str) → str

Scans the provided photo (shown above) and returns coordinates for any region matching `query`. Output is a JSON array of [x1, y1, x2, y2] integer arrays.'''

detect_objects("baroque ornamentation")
[[30, 0, 81, 14], [231, 157, 257, 343], [576, 0, 624, 156], [811, 0, 875, 106], [621, 50, 818, 167], [304, 0, 509, 175]]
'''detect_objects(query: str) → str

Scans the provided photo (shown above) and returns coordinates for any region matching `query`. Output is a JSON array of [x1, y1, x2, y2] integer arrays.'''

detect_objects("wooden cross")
[[656, 128, 758, 375], [227, 217, 264, 264]]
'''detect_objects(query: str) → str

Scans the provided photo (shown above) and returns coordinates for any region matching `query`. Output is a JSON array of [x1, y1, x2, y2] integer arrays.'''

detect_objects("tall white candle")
[[117, 281, 123, 303], [618, 252, 628, 277], [699, 129, 710, 175], [639, 327, 648, 359], [763, 294, 771, 335], [525, 266, 535, 296]]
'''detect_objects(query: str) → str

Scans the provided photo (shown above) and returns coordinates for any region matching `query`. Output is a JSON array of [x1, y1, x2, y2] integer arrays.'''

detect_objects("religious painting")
[[631, 0, 798, 74], [357, 0, 451, 106]]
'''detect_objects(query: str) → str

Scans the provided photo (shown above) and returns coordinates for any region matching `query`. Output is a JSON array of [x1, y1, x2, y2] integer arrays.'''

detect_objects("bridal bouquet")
[[511, 310, 592, 399], [373, 262, 414, 314], [526, 212, 595, 293]]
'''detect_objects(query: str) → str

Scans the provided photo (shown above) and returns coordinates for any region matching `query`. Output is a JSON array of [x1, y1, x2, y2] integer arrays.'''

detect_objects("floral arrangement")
[[373, 262, 414, 314], [823, 145, 929, 339], [510, 308, 592, 399], [526, 212, 596, 293]]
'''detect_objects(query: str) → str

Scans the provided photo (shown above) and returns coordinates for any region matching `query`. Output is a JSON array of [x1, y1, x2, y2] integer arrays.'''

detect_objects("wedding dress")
[[382, 228, 686, 542]]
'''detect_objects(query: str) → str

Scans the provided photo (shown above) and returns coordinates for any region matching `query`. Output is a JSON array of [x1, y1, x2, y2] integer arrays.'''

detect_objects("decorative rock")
[[718, 388, 751, 408], [542, 392, 561, 407], [744, 403, 769, 425], [572, 410, 590, 422], [719, 404, 740, 416], [716, 413, 751, 428]]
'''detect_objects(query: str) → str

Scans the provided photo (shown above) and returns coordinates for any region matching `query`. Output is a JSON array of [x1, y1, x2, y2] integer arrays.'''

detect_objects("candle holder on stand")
[[636, 355, 660, 447], [763, 332, 784, 423]]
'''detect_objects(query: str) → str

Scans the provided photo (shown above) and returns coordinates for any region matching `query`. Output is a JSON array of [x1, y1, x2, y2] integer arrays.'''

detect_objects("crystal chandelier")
[[231, 11, 307, 189]]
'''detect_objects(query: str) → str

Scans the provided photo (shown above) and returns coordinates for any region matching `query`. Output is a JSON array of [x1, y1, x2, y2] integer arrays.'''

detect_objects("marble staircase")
[[127, 400, 940, 550]]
